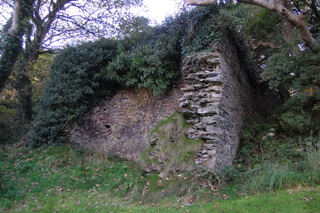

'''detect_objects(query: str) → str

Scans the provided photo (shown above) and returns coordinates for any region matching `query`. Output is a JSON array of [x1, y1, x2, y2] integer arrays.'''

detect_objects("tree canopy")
[[184, 0, 318, 47], [0, 0, 143, 73], [0, 0, 143, 119]]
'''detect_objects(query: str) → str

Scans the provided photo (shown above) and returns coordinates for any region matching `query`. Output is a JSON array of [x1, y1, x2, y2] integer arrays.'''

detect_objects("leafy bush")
[[263, 39, 320, 90], [103, 30, 182, 95], [260, 37, 320, 132], [28, 39, 119, 147]]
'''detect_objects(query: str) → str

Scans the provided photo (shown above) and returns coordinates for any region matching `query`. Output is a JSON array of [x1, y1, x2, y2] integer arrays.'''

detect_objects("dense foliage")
[[234, 3, 320, 170], [28, 39, 119, 146], [262, 43, 320, 136], [23, 2, 320, 195], [102, 24, 182, 95]]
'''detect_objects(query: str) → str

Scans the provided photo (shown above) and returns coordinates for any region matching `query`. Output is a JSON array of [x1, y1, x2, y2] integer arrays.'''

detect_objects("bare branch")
[[184, 0, 217, 6], [8, 0, 21, 35]]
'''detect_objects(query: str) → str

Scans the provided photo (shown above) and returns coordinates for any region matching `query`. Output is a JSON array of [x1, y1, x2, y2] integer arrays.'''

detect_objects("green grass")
[[4, 185, 320, 212], [0, 145, 145, 209], [1, 144, 320, 212]]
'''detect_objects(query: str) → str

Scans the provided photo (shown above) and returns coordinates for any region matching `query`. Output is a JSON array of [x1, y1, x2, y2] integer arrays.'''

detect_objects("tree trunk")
[[14, 42, 40, 120], [16, 71, 33, 120], [0, 0, 34, 91], [239, 0, 315, 46], [0, 29, 24, 91], [12, 0, 70, 120]]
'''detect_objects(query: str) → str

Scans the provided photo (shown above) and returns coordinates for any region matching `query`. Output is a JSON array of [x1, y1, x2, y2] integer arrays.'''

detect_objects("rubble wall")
[[69, 88, 182, 161], [180, 47, 254, 169]]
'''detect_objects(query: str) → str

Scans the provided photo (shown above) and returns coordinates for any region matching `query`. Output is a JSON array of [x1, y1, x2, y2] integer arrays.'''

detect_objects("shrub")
[[28, 39, 119, 147], [103, 31, 182, 95]]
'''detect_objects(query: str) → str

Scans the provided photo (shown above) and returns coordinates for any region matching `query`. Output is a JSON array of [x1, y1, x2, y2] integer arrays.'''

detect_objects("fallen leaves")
[[55, 186, 63, 194], [157, 180, 164, 187]]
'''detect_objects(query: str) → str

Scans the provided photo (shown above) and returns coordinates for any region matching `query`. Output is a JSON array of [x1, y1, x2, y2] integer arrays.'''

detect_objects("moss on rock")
[[140, 112, 203, 175]]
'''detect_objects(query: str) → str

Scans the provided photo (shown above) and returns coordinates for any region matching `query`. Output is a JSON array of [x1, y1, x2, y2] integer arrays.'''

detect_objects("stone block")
[[200, 116, 221, 125], [207, 150, 217, 157], [200, 76, 222, 83], [197, 106, 219, 115], [202, 144, 215, 150], [181, 85, 194, 92]]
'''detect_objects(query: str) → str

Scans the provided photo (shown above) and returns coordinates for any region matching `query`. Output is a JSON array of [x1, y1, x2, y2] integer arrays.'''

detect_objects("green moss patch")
[[140, 112, 203, 175]]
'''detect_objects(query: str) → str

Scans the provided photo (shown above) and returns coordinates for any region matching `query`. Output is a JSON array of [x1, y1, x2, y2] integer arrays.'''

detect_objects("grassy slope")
[[0, 145, 319, 213]]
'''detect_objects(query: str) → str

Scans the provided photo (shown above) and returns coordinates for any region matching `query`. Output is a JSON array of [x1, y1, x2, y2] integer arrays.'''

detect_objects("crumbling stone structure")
[[180, 47, 254, 169], [69, 88, 182, 161], [69, 42, 255, 171]]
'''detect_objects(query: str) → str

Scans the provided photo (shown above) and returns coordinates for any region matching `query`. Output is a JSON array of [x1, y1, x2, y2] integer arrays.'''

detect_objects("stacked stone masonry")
[[180, 50, 254, 170], [69, 88, 182, 161]]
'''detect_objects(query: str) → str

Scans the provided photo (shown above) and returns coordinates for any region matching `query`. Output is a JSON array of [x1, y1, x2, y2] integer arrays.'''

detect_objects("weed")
[[229, 158, 320, 195]]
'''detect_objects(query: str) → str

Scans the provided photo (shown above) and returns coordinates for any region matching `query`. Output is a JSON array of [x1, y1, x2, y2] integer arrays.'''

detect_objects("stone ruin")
[[180, 49, 254, 169], [68, 42, 256, 171]]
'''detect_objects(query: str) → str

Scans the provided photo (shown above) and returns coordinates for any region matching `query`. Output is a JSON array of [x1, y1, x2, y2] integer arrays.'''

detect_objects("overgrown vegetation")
[[223, 0, 320, 197], [0, 145, 319, 212], [1, 1, 320, 211], [27, 4, 235, 147], [102, 27, 182, 96], [27, 39, 119, 146]]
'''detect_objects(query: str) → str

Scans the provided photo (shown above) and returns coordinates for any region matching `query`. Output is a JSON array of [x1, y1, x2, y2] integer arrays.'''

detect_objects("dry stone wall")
[[180, 47, 254, 169], [69, 88, 182, 161]]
